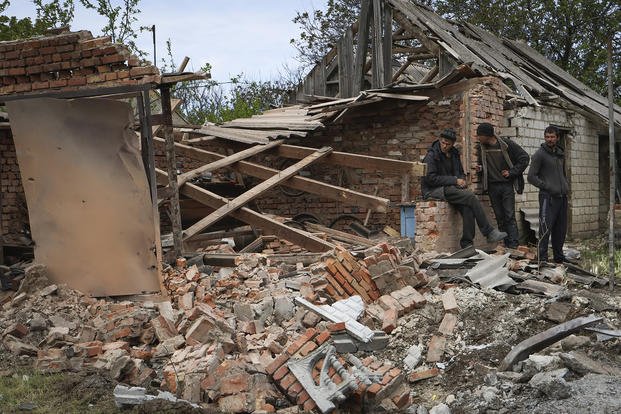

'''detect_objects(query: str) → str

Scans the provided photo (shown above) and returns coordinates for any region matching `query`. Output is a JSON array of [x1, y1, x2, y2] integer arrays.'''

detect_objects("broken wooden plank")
[[222, 118, 323, 131], [153, 138, 391, 212], [303, 222, 375, 247], [353, 0, 372, 94], [366, 92, 429, 101], [499, 314, 603, 371], [371, 0, 385, 88], [183, 147, 333, 240], [338, 27, 354, 98], [160, 86, 183, 258], [155, 169, 335, 252], [276, 143, 426, 176], [177, 140, 283, 186]]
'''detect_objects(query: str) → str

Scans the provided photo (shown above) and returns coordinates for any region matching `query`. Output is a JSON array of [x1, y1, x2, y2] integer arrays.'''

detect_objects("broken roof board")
[[386, 0, 621, 126]]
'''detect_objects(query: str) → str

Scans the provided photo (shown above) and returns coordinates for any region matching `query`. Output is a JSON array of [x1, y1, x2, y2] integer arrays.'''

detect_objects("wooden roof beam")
[[275, 143, 426, 176], [182, 147, 333, 240], [155, 169, 335, 252], [177, 139, 283, 186], [152, 138, 391, 212], [353, 0, 372, 95], [392, 9, 439, 54]]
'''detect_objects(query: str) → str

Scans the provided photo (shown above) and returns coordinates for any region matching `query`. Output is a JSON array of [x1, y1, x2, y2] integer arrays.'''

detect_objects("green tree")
[[290, 0, 361, 67], [0, 0, 74, 41], [162, 40, 301, 124], [434, 0, 620, 99], [79, 0, 143, 55]]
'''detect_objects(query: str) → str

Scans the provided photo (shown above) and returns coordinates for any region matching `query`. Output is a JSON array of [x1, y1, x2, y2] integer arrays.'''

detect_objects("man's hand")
[[501, 169, 510, 178], [456, 178, 467, 188], [474, 164, 482, 172]]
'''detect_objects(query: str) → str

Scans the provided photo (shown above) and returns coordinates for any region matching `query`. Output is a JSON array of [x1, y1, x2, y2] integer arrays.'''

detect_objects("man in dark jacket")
[[527, 125, 569, 263], [476, 123, 530, 248], [422, 128, 507, 248]]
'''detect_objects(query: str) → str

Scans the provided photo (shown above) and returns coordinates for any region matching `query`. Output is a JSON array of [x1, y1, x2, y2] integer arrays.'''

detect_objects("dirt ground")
[[1, 239, 620, 413]]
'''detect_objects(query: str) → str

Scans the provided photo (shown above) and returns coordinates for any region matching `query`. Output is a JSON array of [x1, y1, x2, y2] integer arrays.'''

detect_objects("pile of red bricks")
[[321, 247, 380, 303], [266, 326, 411, 412], [0, 30, 160, 96]]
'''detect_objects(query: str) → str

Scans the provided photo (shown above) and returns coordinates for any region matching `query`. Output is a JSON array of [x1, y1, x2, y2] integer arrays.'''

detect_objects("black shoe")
[[555, 257, 579, 265], [486, 229, 508, 243]]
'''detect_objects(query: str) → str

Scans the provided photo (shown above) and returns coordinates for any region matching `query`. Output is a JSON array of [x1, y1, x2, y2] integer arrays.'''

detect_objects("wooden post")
[[160, 86, 183, 259], [353, 0, 372, 94], [401, 173, 410, 202], [382, 4, 393, 86], [607, 37, 616, 291], [371, 0, 384, 88], [138, 90, 166, 294]]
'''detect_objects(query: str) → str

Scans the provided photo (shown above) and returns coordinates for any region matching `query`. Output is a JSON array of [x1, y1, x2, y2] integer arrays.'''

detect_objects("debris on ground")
[[1, 240, 620, 413]]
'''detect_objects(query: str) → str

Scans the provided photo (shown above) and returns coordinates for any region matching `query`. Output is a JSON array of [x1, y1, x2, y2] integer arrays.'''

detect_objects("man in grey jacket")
[[527, 125, 569, 263]]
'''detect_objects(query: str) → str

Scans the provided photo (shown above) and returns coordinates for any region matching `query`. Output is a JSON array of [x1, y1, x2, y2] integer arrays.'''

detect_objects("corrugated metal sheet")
[[465, 250, 516, 289]]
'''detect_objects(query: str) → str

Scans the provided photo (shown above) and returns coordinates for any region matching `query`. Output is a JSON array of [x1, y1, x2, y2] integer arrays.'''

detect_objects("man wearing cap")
[[476, 122, 530, 249], [422, 128, 507, 248], [527, 125, 569, 264]]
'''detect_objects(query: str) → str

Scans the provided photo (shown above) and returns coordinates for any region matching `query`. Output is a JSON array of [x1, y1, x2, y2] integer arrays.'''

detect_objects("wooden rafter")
[[177, 139, 283, 186], [276, 143, 426, 176], [353, 0, 372, 94], [152, 138, 392, 212], [155, 169, 335, 252], [182, 147, 333, 240]]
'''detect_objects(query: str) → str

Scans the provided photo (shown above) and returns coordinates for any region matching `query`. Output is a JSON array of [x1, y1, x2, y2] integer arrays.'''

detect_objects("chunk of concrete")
[[560, 334, 591, 351], [528, 368, 570, 399], [559, 351, 621, 376], [273, 296, 295, 324], [429, 403, 451, 414], [403, 344, 424, 371]]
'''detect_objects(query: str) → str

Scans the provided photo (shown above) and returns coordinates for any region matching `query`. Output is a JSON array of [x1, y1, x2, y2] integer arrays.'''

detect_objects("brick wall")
[[0, 30, 159, 96], [0, 29, 161, 244], [504, 106, 604, 237], [415, 200, 494, 252], [0, 129, 27, 242], [252, 77, 504, 252]]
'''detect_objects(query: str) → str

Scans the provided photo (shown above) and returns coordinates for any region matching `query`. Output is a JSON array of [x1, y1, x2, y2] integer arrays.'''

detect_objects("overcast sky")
[[6, 0, 328, 82]]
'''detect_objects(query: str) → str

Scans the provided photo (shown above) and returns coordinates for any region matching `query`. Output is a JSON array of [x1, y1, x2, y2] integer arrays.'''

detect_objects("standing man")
[[476, 122, 530, 249], [527, 125, 569, 263], [422, 128, 507, 249]]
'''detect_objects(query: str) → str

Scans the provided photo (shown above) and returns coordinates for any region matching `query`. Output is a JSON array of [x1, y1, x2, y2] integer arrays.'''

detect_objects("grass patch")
[[0, 369, 121, 414], [574, 236, 621, 277]]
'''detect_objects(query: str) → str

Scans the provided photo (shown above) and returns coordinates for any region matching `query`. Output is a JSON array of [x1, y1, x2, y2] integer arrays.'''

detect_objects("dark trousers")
[[441, 186, 494, 248], [538, 192, 568, 262], [488, 182, 519, 248]]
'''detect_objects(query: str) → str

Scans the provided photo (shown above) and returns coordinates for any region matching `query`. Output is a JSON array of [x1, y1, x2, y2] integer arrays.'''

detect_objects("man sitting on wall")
[[422, 128, 507, 248]]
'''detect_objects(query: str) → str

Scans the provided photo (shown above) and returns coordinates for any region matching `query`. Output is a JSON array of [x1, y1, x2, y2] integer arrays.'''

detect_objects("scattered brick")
[[442, 290, 459, 313]]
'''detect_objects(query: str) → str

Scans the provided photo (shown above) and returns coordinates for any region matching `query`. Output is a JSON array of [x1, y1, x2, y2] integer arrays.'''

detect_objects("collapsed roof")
[[297, 0, 621, 127]]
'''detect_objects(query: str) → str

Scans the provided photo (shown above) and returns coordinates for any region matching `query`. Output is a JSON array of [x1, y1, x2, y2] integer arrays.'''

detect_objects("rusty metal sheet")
[[7, 98, 160, 296]]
